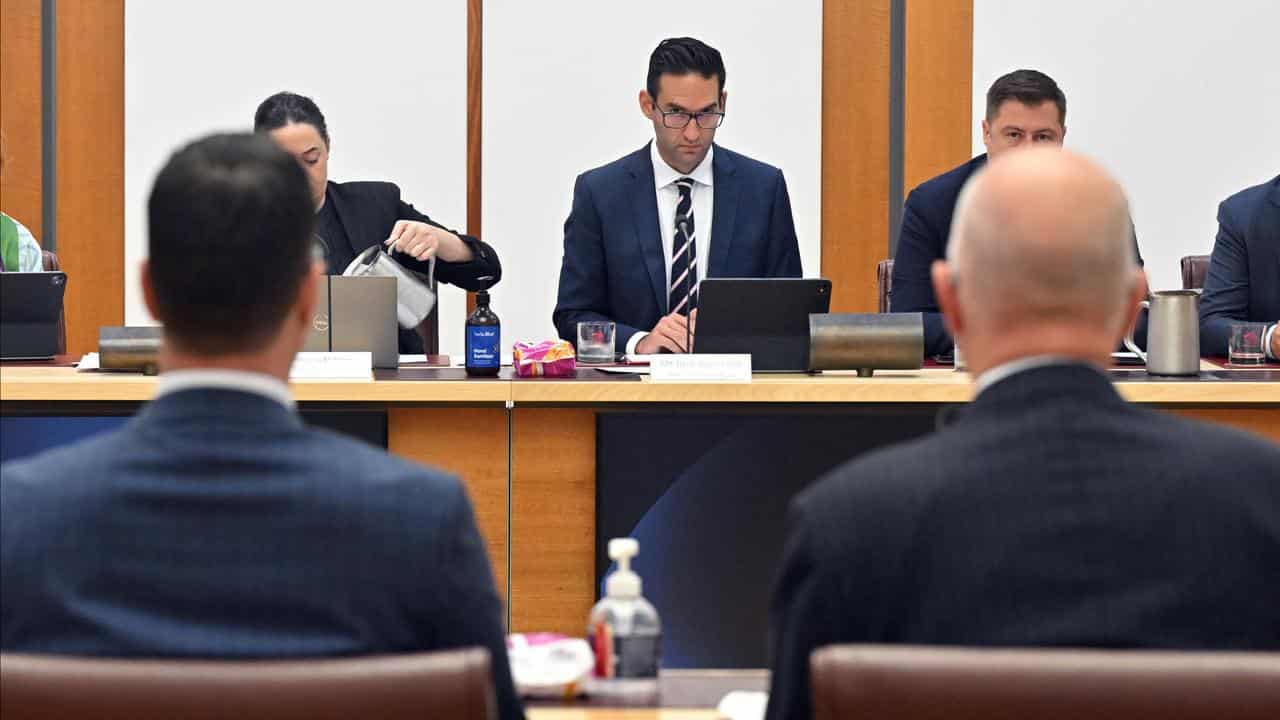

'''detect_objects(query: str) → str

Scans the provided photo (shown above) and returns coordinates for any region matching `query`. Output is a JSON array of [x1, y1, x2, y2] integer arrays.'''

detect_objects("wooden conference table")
[[3, 361, 1278, 644]]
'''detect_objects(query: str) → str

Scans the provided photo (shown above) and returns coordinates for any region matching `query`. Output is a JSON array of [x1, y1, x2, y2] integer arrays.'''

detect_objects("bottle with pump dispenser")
[[587, 538, 661, 700], [465, 284, 500, 377]]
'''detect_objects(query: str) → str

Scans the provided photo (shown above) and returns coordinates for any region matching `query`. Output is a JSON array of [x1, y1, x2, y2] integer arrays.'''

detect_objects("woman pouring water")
[[254, 91, 501, 354]]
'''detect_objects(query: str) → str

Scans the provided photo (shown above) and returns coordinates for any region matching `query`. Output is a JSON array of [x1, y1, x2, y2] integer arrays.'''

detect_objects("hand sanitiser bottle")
[[587, 538, 661, 700], [465, 289, 500, 377]]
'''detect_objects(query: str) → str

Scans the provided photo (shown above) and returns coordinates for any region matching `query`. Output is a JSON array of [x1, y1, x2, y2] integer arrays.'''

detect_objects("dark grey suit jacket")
[[765, 364, 1280, 720], [1, 388, 523, 720]]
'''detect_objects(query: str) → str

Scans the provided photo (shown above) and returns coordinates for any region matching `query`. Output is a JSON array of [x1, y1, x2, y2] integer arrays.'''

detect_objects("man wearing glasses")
[[554, 37, 803, 355]]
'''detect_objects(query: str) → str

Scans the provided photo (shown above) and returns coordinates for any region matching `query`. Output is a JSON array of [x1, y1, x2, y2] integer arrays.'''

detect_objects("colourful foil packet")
[[513, 340, 577, 378]]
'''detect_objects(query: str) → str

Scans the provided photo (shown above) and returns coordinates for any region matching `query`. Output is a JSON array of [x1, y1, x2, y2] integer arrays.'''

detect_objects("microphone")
[[678, 219, 693, 354]]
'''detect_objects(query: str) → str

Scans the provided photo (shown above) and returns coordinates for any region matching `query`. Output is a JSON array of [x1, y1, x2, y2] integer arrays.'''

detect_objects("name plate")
[[650, 354, 752, 383], [289, 351, 373, 379]]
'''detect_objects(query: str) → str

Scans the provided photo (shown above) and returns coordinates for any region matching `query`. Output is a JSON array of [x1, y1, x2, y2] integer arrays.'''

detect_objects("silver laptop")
[[304, 275, 397, 368]]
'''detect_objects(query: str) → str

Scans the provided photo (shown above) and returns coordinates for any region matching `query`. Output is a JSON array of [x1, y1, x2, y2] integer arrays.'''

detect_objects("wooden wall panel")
[[903, 0, 974, 194], [388, 407, 509, 599], [55, 0, 124, 357], [821, 0, 891, 313], [0, 0, 42, 239], [509, 407, 595, 635]]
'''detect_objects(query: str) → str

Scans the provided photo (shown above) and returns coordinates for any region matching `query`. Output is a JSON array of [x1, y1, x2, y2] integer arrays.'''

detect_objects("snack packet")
[[513, 340, 576, 378], [506, 633, 594, 698]]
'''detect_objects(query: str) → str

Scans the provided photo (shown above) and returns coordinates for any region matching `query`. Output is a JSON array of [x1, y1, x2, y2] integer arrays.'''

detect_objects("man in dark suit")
[[893, 69, 1147, 357], [0, 134, 523, 720], [554, 37, 802, 354], [1199, 175, 1280, 358], [765, 149, 1280, 720]]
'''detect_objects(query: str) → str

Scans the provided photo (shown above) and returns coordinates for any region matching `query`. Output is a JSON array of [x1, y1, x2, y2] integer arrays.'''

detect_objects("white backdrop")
[[973, 0, 1280, 292], [482, 0, 823, 346], [124, 0, 470, 354]]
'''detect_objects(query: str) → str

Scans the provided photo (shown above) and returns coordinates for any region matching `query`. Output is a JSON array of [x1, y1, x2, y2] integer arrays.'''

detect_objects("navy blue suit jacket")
[[554, 143, 803, 351], [894, 155, 1146, 356], [1, 388, 523, 720], [1199, 175, 1280, 356], [765, 364, 1280, 720]]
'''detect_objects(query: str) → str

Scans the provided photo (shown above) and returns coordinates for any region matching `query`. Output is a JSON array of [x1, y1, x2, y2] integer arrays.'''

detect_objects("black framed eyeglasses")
[[658, 108, 726, 129]]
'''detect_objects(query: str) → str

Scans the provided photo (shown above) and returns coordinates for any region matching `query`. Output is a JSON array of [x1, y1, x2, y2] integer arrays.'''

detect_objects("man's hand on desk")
[[636, 310, 697, 354]]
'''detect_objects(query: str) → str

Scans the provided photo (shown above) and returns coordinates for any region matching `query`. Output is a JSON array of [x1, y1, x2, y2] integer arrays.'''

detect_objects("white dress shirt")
[[626, 142, 716, 355], [155, 369, 295, 409]]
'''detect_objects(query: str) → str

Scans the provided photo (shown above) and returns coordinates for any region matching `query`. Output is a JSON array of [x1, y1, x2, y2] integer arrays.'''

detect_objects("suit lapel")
[[323, 181, 368, 262], [628, 146, 668, 314], [708, 146, 738, 278]]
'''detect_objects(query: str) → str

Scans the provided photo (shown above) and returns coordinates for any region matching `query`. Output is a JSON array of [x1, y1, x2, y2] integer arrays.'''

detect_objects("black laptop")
[[1, 271, 67, 360], [694, 278, 832, 372]]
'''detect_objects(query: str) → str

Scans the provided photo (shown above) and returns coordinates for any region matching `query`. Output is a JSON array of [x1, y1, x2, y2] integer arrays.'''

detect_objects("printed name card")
[[289, 352, 373, 379], [650, 354, 752, 383]]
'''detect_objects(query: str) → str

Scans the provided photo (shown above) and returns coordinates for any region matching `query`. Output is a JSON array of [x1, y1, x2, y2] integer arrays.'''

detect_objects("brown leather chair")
[[1181, 254, 1210, 290], [876, 259, 894, 313], [811, 645, 1280, 720], [40, 250, 66, 354], [1, 648, 496, 720]]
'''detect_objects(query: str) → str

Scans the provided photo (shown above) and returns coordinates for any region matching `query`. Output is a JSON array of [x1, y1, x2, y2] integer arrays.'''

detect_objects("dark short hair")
[[985, 69, 1066, 126], [253, 91, 330, 145], [147, 133, 315, 355], [646, 37, 726, 104]]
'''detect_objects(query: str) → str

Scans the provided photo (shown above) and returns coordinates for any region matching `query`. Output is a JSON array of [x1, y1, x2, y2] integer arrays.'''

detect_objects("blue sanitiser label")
[[467, 326, 500, 368]]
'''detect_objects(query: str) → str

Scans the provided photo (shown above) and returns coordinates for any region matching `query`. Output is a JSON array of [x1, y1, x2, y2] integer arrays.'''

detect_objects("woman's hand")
[[384, 221, 474, 263]]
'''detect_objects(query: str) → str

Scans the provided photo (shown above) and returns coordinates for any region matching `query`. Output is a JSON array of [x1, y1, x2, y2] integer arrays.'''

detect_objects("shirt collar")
[[651, 140, 714, 191], [155, 369, 296, 409], [973, 355, 1102, 397]]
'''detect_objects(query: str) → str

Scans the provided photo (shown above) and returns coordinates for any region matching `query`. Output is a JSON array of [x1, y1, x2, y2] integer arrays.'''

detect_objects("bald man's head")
[[932, 148, 1144, 372]]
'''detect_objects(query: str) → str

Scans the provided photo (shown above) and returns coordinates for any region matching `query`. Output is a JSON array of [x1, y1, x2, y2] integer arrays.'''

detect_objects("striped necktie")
[[669, 177, 698, 315]]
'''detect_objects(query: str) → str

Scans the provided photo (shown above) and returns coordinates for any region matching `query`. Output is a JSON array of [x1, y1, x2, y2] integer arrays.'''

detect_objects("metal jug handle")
[[1122, 299, 1150, 363]]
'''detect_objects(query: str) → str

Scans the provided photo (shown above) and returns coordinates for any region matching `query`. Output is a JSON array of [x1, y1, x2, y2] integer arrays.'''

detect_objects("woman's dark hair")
[[646, 37, 726, 102], [253, 91, 330, 145], [986, 69, 1066, 126]]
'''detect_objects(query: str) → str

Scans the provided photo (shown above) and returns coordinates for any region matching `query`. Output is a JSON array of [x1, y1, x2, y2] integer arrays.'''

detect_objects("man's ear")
[[141, 259, 163, 323], [294, 261, 323, 331], [932, 260, 964, 339], [639, 90, 655, 119], [719, 89, 728, 113], [980, 118, 992, 149]]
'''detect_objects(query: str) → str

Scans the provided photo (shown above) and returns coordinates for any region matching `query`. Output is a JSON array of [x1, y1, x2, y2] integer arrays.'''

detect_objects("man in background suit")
[[1199, 174, 1280, 358], [554, 37, 802, 354], [766, 149, 1280, 720], [892, 69, 1148, 357], [0, 134, 523, 720]]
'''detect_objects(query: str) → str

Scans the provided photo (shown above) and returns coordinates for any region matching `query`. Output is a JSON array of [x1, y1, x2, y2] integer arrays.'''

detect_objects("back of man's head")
[[147, 132, 315, 356], [936, 148, 1143, 373]]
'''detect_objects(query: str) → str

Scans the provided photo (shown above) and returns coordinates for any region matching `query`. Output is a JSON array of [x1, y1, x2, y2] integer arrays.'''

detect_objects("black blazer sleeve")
[[767, 170, 804, 277], [1199, 198, 1254, 356], [390, 189, 502, 291]]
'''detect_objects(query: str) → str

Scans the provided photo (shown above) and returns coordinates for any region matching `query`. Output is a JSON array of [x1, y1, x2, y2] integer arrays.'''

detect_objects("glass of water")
[[1228, 322, 1266, 365], [577, 321, 616, 364]]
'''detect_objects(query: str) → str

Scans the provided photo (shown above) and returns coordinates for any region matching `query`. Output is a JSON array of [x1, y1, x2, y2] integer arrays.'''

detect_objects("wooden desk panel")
[[510, 407, 596, 636], [387, 407, 509, 608]]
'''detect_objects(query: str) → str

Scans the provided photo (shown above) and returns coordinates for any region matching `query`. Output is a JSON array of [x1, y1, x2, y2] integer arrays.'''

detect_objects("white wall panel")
[[483, 0, 822, 346], [125, 0, 469, 354], [973, 0, 1280, 292]]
